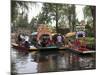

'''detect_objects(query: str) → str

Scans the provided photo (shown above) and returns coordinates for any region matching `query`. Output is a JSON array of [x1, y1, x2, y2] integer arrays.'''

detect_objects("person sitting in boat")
[[73, 38, 81, 49], [24, 34, 30, 48], [64, 37, 69, 47], [37, 40, 42, 47], [46, 38, 54, 47], [67, 40, 74, 48], [41, 38, 47, 47], [31, 35, 37, 46], [17, 33, 24, 45], [80, 38, 87, 48]]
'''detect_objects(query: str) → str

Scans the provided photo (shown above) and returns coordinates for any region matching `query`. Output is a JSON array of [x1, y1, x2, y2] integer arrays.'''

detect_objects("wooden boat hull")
[[59, 47, 96, 55], [11, 43, 58, 51], [12, 43, 37, 51], [12, 43, 95, 55]]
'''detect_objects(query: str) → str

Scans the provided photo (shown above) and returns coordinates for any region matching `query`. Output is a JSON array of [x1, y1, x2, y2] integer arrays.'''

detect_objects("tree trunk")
[[90, 6, 96, 49], [71, 5, 76, 32], [56, 5, 59, 33], [68, 6, 73, 32], [91, 6, 96, 37], [68, 15, 72, 32]]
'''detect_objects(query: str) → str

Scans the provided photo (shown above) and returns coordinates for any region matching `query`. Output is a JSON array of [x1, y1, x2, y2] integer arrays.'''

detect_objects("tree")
[[11, 1, 37, 32], [16, 14, 28, 28], [37, 3, 66, 33], [83, 6, 96, 37], [11, 1, 29, 23], [71, 5, 76, 32], [30, 18, 38, 31], [36, 3, 77, 34], [58, 4, 76, 32], [90, 6, 96, 37]]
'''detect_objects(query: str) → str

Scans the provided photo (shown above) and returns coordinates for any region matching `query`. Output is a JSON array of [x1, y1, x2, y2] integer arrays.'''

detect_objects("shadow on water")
[[11, 48, 96, 74]]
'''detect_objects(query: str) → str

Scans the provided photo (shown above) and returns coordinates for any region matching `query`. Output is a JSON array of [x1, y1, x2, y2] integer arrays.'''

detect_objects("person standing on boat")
[[56, 34, 64, 47], [24, 34, 30, 48], [17, 33, 22, 44]]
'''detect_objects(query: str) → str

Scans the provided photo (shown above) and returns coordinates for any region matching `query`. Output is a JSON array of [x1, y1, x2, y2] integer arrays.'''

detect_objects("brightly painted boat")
[[12, 43, 95, 55]]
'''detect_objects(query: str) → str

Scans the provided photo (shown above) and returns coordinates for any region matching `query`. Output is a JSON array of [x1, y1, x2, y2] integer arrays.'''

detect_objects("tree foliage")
[[16, 14, 29, 28], [83, 6, 96, 37], [36, 3, 76, 33], [11, 1, 29, 22]]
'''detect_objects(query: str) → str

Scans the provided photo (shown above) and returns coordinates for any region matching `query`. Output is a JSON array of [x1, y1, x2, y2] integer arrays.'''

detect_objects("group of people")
[[65, 38, 87, 49], [17, 33, 30, 48], [16, 33, 86, 49], [32, 33, 64, 47], [17, 33, 65, 48]]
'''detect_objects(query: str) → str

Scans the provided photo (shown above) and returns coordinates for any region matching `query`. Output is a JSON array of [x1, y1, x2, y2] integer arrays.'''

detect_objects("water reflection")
[[11, 48, 96, 74], [11, 49, 38, 74]]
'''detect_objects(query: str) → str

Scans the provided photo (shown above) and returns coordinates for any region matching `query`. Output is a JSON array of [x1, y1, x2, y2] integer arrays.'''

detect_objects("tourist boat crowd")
[[15, 32, 87, 50]]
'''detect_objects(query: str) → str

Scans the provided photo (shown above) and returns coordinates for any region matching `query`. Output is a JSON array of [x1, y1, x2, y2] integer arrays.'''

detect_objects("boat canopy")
[[37, 24, 52, 41], [66, 32, 76, 37], [31, 32, 37, 35]]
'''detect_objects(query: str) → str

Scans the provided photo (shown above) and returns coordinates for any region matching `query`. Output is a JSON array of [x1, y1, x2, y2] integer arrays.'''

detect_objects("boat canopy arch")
[[37, 24, 52, 41]]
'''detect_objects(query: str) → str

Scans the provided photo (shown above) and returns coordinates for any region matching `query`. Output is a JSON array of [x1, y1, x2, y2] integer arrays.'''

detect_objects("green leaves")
[[83, 6, 96, 37], [83, 6, 92, 19], [16, 15, 28, 28], [36, 3, 77, 33]]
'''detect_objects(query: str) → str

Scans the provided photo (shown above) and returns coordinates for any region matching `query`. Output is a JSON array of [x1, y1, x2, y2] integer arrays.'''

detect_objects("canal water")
[[11, 48, 96, 74]]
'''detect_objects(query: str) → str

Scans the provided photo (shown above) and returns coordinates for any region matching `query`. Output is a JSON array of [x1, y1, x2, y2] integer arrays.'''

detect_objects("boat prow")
[[11, 43, 37, 51]]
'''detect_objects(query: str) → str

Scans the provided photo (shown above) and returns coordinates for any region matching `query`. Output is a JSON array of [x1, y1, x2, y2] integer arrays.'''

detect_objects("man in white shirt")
[[25, 35, 29, 42]]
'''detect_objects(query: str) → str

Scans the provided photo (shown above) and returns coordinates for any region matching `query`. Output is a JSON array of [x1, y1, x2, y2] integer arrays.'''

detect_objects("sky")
[[28, 3, 43, 23], [76, 5, 84, 22], [27, 3, 85, 24]]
